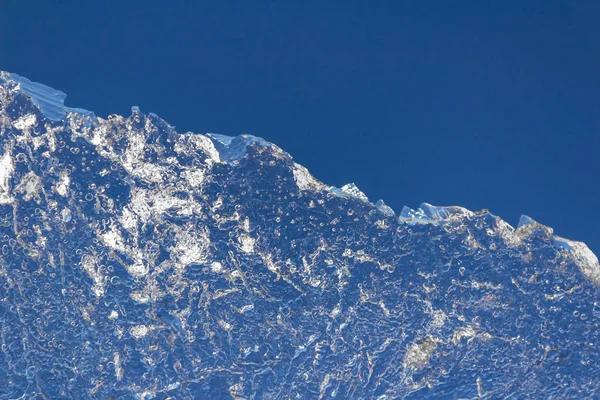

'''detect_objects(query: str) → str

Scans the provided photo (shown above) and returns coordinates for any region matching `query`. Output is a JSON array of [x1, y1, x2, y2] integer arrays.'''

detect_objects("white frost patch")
[[0, 151, 14, 205], [101, 225, 127, 253], [238, 234, 256, 254], [127, 259, 149, 277], [13, 114, 37, 131], [430, 310, 447, 329], [211, 261, 224, 273], [452, 326, 477, 345], [171, 228, 211, 267], [55, 172, 70, 197], [90, 123, 109, 146], [60, 208, 72, 223], [218, 320, 233, 331], [14, 171, 42, 202], [293, 163, 326, 191], [261, 252, 281, 275], [108, 310, 119, 320], [125, 160, 166, 184], [403, 337, 437, 369], [129, 187, 197, 223], [130, 291, 152, 304], [183, 168, 206, 188], [130, 325, 151, 339], [236, 304, 254, 314], [120, 132, 162, 182], [80, 255, 105, 297], [114, 352, 123, 381], [119, 206, 138, 233], [241, 217, 251, 233]]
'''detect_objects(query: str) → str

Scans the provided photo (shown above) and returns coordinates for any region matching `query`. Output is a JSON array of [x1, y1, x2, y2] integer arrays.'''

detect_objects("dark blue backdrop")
[[1, 1, 598, 253]]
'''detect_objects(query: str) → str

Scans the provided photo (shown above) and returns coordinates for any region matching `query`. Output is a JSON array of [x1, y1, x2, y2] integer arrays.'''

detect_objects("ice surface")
[[207, 132, 272, 163], [330, 182, 370, 202], [8, 73, 96, 121], [375, 199, 395, 216], [0, 150, 14, 204], [1, 72, 600, 399]]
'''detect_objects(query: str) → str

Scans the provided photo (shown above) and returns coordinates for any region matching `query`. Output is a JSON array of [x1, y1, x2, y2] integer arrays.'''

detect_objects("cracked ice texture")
[[0, 72, 599, 399]]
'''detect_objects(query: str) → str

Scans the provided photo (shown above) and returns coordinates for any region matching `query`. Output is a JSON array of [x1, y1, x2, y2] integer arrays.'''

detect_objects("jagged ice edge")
[[2, 71, 599, 285]]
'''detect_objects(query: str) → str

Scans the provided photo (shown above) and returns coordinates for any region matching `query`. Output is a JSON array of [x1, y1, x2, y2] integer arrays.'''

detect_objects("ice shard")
[[0, 72, 599, 399]]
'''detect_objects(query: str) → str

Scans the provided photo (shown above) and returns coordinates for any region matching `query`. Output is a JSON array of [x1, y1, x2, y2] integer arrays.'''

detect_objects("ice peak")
[[206, 133, 272, 164], [375, 199, 395, 216], [515, 214, 554, 241], [330, 183, 369, 202], [399, 203, 474, 223], [0, 72, 596, 288]]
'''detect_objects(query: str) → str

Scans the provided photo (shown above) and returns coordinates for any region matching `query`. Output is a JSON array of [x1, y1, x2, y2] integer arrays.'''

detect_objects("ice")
[[207, 132, 271, 163], [399, 205, 431, 222], [9, 73, 96, 121], [1, 71, 599, 399], [13, 114, 37, 130], [293, 162, 326, 191], [375, 199, 395, 216], [330, 182, 369, 202], [403, 336, 437, 369], [554, 235, 600, 286], [419, 202, 474, 220], [0, 151, 14, 204], [130, 325, 151, 338]]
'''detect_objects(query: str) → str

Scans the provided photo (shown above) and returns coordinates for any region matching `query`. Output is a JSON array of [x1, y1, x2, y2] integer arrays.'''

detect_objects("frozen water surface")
[[0, 72, 599, 399]]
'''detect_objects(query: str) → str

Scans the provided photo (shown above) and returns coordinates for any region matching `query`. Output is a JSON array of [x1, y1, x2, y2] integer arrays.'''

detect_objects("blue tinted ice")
[[8, 72, 95, 121], [0, 72, 599, 399], [207, 132, 271, 163]]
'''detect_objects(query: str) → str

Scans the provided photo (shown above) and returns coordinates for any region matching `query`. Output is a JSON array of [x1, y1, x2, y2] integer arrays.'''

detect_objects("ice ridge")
[[2, 71, 598, 283]]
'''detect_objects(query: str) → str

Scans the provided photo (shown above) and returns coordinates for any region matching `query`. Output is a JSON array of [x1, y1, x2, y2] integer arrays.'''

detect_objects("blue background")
[[1, 1, 598, 253]]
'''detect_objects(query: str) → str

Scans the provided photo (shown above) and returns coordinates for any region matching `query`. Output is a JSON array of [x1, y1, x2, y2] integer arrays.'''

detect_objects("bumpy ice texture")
[[1, 72, 599, 399]]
